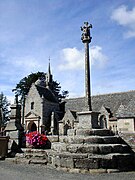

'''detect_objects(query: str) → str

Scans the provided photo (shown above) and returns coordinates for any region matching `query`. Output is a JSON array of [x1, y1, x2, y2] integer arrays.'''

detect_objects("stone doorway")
[[99, 115, 107, 129], [28, 121, 37, 132], [64, 120, 71, 135]]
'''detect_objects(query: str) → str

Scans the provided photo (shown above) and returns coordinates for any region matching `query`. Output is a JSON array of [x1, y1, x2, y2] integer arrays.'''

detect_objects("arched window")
[[31, 102, 34, 110]]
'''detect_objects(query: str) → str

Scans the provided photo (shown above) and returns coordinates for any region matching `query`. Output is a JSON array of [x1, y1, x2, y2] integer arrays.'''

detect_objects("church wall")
[[117, 118, 135, 133], [24, 85, 43, 122], [42, 100, 60, 129]]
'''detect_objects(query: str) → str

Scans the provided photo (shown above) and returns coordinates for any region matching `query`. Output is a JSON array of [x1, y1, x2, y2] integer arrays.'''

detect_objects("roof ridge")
[[92, 90, 135, 97], [66, 90, 135, 100]]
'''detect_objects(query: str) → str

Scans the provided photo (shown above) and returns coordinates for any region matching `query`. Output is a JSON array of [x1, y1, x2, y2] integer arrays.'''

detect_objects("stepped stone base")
[[6, 130, 135, 173], [46, 128, 135, 172]]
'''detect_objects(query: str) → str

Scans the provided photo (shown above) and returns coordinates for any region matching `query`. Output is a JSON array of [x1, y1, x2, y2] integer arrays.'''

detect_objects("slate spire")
[[46, 58, 53, 90]]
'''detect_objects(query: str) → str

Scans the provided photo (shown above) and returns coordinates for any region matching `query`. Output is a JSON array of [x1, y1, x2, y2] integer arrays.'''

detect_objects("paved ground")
[[0, 160, 135, 180]]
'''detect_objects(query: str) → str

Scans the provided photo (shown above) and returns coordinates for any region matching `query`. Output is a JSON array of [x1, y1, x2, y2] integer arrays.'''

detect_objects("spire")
[[48, 57, 51, 75], [46, 57, 53, 90]]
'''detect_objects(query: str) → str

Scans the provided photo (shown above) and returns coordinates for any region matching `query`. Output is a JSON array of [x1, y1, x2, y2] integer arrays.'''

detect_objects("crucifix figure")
[[81, 22, 92, 111]]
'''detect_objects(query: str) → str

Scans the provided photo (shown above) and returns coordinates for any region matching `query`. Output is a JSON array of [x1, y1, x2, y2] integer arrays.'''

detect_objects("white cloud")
[[90, 46, 108, 67], [58, 46, 108, 70], [58, 47, 84, 70], [111, 5, 135, 38]]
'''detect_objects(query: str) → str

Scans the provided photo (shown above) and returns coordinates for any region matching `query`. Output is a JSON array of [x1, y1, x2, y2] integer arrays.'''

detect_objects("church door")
[[28, 122, 37, 132], [99, 115, 107, 129]]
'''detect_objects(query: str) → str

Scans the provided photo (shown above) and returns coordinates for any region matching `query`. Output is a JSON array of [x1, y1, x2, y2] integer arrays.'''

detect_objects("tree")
[[12, 72, 69, 102], [0, 92, 10, 125]]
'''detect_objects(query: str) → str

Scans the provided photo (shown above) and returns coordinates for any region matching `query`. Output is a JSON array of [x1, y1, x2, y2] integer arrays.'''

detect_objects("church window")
[[31, 102, 34, 110]]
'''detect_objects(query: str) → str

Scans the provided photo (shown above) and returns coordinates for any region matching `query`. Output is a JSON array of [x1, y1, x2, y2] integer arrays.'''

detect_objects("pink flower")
[[26, 131, 48, 148]]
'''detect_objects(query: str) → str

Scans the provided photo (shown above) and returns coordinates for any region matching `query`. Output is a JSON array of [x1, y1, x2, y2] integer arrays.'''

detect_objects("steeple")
[[48, 57, 51, 75], [46, 58, 53, 90]]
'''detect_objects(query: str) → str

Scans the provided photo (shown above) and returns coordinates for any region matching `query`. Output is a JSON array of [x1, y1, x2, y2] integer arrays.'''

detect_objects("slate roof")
[[115, 104, 135, 118], [65, 90, 135, 117], [35, 85, 58, 103]]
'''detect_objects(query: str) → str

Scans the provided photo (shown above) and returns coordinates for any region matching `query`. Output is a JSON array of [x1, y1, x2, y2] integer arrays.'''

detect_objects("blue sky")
[[0, 0, 135, 103]]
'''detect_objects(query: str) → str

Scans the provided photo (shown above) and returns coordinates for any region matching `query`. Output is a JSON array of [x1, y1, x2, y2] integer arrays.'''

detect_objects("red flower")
[[26, 131, 48, 148]]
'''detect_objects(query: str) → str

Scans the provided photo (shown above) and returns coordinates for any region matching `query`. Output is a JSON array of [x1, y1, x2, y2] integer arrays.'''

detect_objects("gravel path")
[[0, 160, 135, 180]]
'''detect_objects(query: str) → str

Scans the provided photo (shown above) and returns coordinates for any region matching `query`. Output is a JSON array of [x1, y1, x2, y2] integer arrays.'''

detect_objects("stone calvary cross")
[[81, 22, 92, 111], [78, 22, 99, 129]]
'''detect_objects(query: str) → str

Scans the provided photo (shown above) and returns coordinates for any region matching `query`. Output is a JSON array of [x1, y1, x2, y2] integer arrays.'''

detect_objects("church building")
[[23, 63, 62, 134], [59, 91, 135, 135]]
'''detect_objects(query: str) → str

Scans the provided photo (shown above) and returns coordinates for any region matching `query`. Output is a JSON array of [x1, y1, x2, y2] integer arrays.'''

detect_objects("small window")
[[31, 102, 34, 110]]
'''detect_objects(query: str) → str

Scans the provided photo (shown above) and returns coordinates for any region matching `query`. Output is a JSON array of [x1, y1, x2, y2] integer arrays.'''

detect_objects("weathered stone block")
[[112, 144, 129, 153], [67, 129, 76, 136], [69, 168, 81, 173], [100, 158, 117, 169], [66, 137, 75, 143], [47, 135, 59, 142], [59, 136, 68, 143], [52, 155, 60, 167], [51, 142, 67, 152], [103, 136, 120, 144], [89, 169, 107, 174], [84, 136, 103, 144], [75, 158, 99, 169], [60, 157, 74, 168], [80, 169, 89, 174], [67, 144, 79, 153], [72, 136, 84, 144], [99, 145, 112, 154], [77, 111, 99, 129], [92, 129, 113, 136], [77, 145, 99, 154], [59, 152, 88, 159], [116, 154, 134, 170], [76, 129, 92, 136]]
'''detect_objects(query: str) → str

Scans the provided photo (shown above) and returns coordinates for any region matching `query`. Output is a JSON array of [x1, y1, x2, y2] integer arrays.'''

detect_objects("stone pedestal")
[[5, 97, 23, 148], [77, 111, 100, 129]]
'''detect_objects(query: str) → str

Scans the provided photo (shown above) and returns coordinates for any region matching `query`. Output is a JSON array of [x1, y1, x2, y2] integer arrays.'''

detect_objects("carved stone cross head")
[[81, 22, 92, 43]]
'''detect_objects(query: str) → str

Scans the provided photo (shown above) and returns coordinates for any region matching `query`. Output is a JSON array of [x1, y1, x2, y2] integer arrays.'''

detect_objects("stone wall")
[[24, 84, 60, 133], [118, 118, 135, 133], [25, 85, 42, 118], [43, 100, 60, 127]]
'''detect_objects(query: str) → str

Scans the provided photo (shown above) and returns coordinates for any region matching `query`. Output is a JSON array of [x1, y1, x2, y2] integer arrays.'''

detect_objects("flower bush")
[[26, 131, 48, 148]]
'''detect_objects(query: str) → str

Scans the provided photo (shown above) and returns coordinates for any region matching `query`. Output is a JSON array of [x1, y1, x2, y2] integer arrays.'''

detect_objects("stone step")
[[75, 129, 114, 136], [48, 151, 134, 171], [25, 153, 47, 159], [60, 135, 122, 144], [51, 142, 130, 154], [67, 144, 130, 154], [29, 159, 48, 165], [22, 148, 47, 154]]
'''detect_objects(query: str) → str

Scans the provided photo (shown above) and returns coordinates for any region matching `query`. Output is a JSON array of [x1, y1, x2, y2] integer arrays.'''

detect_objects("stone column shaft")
[[85, 42, 92, 111]]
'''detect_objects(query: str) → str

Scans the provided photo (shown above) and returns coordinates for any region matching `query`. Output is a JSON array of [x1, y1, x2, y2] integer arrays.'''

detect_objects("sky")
[[0, 0, 135, 103]]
